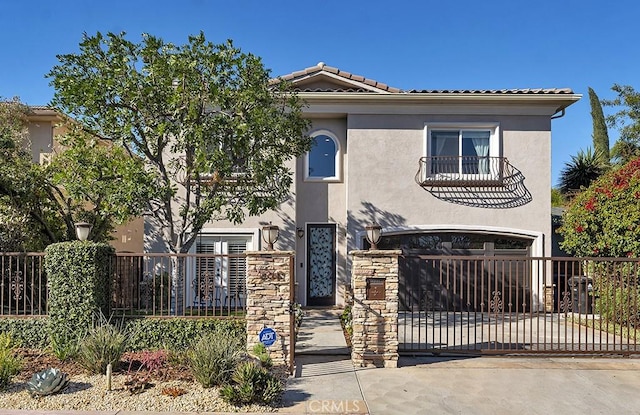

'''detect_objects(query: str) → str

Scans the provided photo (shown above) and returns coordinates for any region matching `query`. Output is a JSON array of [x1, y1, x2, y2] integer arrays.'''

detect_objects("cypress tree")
[[588, 87, 610, 165]]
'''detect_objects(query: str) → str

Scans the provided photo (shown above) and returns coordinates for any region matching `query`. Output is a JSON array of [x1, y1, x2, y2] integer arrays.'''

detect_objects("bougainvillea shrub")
[[560, 157, 640, 258], [560, 158, 640, 327]]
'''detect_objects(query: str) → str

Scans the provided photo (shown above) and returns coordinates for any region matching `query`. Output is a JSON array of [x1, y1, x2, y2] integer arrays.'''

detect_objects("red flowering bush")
[[559, 157, 640, 257]]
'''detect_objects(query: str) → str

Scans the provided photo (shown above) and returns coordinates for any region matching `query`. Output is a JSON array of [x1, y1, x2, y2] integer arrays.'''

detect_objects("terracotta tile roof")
[[27, 106, 61, 117], [274, 63, 575, 95], [274, 62, 402, 93]]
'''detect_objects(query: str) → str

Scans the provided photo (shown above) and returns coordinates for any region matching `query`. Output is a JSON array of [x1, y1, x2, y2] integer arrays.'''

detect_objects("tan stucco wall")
[[27, 122, 54, 163], [295, 118, 348, 305], [345, 113, 551, 256], [27, 111, 69, 163], [111, 217, 145, 252], [189, 157, 299, 250]]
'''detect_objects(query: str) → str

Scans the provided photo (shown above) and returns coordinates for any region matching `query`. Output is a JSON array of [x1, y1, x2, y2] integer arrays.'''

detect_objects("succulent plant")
[[26, 368, 69, 397]]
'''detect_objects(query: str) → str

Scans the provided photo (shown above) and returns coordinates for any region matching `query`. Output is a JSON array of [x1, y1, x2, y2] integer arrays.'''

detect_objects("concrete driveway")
[[356, 356, 640, 415]]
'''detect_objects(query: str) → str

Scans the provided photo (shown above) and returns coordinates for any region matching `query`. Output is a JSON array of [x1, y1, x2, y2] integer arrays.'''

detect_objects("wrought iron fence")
[[0, 253, 47, 316], [112, 253, 247, 317], [399, 255, 640, 356], [415, 156, 514, 187], [0, 252, 248, 318]]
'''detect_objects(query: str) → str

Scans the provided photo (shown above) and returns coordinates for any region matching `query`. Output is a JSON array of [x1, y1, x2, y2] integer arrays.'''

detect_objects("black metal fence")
[[0, 252, 248, 318], [112, 253, 247, 317], [399, 255, 640, 356], [0, 253, 47, 316]]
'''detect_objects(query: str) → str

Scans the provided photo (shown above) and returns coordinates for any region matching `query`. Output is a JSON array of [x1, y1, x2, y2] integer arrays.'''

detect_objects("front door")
[[307, 224, 336, 306]]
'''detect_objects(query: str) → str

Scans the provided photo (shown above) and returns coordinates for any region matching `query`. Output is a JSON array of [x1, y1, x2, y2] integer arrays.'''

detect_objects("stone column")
[[350, 249, 401, 368], [245, 251, 293, 367]]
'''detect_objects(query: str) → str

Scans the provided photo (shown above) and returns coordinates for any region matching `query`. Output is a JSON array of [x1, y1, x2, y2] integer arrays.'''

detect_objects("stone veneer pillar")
[[350, 249, 402, 368], [245, 251, 293, 368]]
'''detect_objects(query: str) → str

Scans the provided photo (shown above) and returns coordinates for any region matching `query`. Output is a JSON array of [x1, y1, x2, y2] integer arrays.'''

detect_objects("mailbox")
[[366, 278, 385, 300]]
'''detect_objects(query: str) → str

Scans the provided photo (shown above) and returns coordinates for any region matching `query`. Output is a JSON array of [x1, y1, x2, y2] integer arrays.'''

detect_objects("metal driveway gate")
[[398, 255, 640, 356]]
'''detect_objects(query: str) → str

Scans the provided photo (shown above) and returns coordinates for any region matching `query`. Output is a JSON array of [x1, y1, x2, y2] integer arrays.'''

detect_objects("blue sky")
[[1, 0, 637, 185]]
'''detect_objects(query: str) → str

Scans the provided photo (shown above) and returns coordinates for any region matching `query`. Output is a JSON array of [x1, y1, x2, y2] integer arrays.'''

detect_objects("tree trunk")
[[170, 255, 185, 315], [166, 237, 196, 316]]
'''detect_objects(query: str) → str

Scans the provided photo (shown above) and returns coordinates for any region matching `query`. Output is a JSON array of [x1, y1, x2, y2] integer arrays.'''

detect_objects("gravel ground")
[[0, 373, 275, 413]]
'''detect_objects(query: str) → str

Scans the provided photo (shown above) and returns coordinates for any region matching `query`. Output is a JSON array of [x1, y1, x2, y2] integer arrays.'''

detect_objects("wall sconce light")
[[262, 224, 280, 250], [296, 227, 304, 239], [74, 222, 92, 242], [365, 224, 382, 250]]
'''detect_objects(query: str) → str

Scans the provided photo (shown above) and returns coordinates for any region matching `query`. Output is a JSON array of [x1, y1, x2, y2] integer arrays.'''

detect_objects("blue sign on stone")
[[259, 327, 277, 347]]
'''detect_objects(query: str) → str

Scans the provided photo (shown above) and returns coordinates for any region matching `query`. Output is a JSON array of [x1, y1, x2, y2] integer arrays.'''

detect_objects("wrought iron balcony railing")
[[415, 156, 514, 187]]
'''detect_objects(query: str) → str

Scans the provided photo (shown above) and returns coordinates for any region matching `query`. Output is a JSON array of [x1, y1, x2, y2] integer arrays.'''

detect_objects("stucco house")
[[149, 63, 581, 307]]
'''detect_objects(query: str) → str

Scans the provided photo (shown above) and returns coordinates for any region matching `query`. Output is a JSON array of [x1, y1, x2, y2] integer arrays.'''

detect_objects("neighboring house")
[[24, 106, 65, 164], [146, 63, 581, 307], [24, 106, 144, 252]]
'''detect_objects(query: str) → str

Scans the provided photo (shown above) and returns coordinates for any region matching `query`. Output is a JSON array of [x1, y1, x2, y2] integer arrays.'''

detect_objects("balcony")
[[415, 156, 515, 187]]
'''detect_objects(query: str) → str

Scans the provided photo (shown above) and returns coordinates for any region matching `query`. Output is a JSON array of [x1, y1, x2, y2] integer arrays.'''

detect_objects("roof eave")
[[298, 91, 582, 111]]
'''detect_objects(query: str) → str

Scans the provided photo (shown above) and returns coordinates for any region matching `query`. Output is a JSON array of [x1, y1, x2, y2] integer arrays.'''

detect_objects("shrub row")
[[125, 318, 246, 351], [0, 318, 49, 349], [0, 317, 245, 351]]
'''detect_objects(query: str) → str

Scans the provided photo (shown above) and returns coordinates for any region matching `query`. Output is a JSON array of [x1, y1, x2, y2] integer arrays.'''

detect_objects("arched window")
[[305, 131, 340, 181]]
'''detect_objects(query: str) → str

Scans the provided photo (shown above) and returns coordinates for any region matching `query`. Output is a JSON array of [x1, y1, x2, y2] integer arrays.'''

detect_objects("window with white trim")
[[192, 234, 252, 308], [425, 123, 500, 180], [305, 131, 341, 181]]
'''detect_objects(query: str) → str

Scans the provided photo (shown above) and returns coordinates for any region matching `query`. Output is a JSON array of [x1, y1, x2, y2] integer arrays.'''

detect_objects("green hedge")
[[0, 317, 247, 352], [0, 318, 49, 349], [45, 241, 114, 339], [124, 318, 245, 351]]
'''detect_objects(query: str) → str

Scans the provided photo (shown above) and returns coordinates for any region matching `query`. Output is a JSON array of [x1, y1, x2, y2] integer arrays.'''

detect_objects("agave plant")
[[26, 368, 69, 397]]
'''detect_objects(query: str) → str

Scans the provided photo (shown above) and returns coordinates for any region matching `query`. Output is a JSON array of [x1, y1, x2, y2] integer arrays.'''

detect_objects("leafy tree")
[[559, 157, 640, 257], [0, 97, 29, 146], [48, 32, 310, 313], [0, 99, 151, 249], [0, 99, 62, 250], [48, 130, 155, 242], [48, 32, 310, 256], [557, 148, 603, 194], [611, 137, 640, 165], [604, 84, 640, 164], [551, 188, 565, 207], [588, 87, 610, 165]]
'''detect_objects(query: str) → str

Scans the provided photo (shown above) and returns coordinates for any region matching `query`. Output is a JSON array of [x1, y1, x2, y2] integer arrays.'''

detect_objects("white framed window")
[[304, 130, 341, 182], [190, 233, 254, 308], [424, 123, 500, 180]]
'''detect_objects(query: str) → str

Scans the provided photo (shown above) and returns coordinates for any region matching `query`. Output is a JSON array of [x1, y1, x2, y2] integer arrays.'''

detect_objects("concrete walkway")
[[280, 309, 367, 414]]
